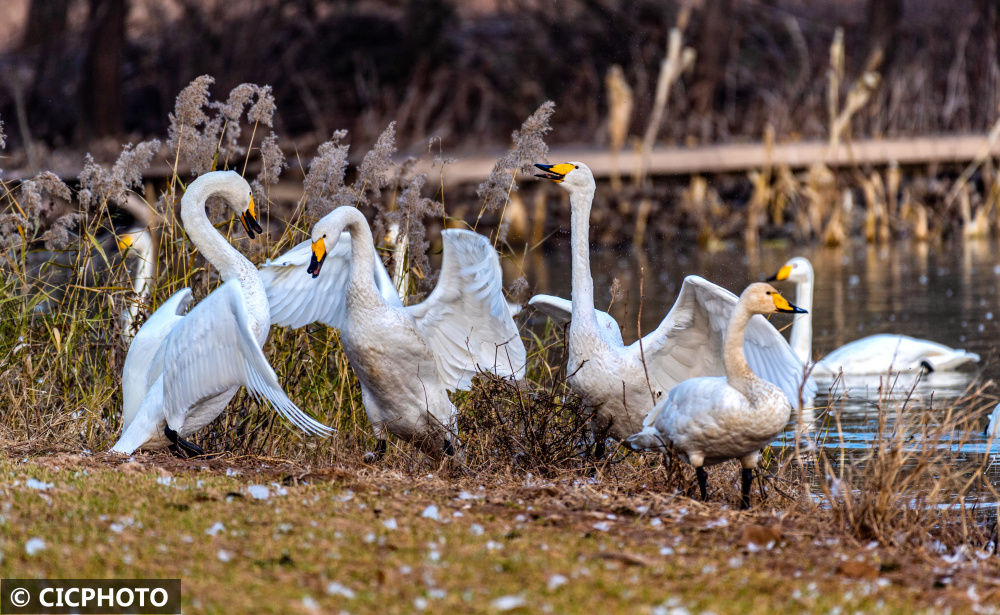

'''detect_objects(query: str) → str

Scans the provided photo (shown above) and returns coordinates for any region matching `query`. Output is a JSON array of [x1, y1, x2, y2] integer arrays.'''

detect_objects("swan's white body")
[[772, 257, 980, 376], [529, 162, 813, 442], [986, 403, 999, 439], [260, 206, 526, 456], [112, 171, 332, 454], [626, 283, 802, 506]]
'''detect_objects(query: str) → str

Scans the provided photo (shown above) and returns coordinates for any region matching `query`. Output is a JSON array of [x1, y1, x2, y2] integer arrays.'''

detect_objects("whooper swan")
[[529, 162, 814, 454], [769, 256, 979, 376], [986, 403, 999, 439], [259, 206, 526, 460], [112, 171, 333, 456], [626, 282, 807, 508]]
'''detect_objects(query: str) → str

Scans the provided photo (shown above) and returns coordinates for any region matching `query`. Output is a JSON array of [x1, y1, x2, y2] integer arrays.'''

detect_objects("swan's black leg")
[[363, 439, 387, 463], [443, 439, 455, 457], [741, 468, 754, 509], [593, 439, 606, 460], [164, 426, 204, 458], [696, 466, 708, 501]]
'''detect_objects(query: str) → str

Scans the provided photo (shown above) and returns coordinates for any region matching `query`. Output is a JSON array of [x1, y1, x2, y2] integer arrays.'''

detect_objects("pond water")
[[510, 235, 1000, 489]]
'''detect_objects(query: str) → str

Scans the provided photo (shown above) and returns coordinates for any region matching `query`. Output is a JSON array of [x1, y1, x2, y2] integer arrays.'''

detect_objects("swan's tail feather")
[[923, 351, 980, 372]]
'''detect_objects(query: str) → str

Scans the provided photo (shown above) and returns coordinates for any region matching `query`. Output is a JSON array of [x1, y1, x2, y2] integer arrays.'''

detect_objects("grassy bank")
[[1, 453, 998, 614]]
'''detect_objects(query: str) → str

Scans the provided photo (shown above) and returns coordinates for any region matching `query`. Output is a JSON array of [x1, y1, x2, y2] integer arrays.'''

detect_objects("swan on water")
[[768, 256, 979, 376], [528, 162, 814, 455], [626, 282, 807, 508], [112, 171, 333, 457], [259, 206, 525, 460]]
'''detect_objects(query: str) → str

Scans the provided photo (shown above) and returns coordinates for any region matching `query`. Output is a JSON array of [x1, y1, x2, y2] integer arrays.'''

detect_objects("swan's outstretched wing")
[[527, 294, 625, 347], [259, 232, 400, 330], [159, 280, 333, 436], [633, 276, 814, 407], [406, 229, 526, 390], [121, 288, 193, 430]]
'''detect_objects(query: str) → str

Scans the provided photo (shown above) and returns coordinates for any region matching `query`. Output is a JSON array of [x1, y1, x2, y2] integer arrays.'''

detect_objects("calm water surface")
[[509, 236, 1000, 488]]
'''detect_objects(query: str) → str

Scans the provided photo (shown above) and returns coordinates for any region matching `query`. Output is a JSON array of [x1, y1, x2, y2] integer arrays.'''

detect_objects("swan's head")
[[768, 256, 813, 284], [307, 209, 353, 278], [117, 227, 154, 260], [534, 161, 595, 194], [742, 282, 807, 315]]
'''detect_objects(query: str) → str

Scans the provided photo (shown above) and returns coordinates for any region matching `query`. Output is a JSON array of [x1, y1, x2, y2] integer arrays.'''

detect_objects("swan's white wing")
[[988, 403, 1000, 438], [121, 288, 193, 430], [633, 276, 814, 407], [259, 232, 400, 330], [160, 279, 333, 436], [406, 229, 526, 390], [527, 294, 625, 347]]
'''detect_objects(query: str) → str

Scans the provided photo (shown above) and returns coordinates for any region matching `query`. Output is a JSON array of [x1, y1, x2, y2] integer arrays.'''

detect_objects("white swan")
[[112, 171, 333, 456], [769, 256, 980, 376], [259, 206, 526, 460], [117, 225, 156, 342], [986, 403, 999, 439], [626, 282, 807, 508], [529, 162, 814, 452]]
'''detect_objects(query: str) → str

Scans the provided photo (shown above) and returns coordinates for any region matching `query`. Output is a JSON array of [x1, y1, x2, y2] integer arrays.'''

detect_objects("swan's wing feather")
[[160, 280, 333, 436], [528, 294, 625, 347], [260, 233, 400, 330], [406, 229, 526, 389], [121, 288, 193, 429], [634, 276, 812, 406]]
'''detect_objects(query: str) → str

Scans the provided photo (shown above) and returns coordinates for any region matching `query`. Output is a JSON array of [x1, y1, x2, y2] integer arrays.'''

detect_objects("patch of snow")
[[225, 468, 240, 477], [217, 549, 232, 562], [547, 574, 567, 591], [413, 597, 428, 610], [326, 582, 355, 599], [25, 478, 53, 491], [469, 524, 485, 536], [25, 537, 45, 555], [205, 522, 225, 536], [247, 485, 270, 500], [491, 595, 526, 611], [382, 518, 398, 531], [156, 476, 174, 486], [421, 505, 440, 521], [592, 521, 612, 532], [301, 595, 319, 613]]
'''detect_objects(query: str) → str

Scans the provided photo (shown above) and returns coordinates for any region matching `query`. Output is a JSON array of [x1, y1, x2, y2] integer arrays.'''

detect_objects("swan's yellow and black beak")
[[117, 232, 136, 252], [240, 195, 263, 239], [766, 264, 792, 282], [771, 291, 807, 314], [534, 163, 575, 183], [307, 238, 327, 278]]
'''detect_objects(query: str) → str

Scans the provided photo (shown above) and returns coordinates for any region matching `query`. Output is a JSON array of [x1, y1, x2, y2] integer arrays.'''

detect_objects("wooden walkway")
[[6, 134, 998, 187]]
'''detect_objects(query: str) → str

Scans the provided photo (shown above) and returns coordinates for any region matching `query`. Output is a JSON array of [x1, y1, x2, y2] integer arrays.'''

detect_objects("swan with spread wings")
[[259, 206, 525, 460], [529, 162, 814, 454], [112, 171, 333, 457]]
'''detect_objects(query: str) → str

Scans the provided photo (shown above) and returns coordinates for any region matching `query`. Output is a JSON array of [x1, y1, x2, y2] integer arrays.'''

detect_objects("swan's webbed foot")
[[696, 466, 709, 501], [363, 439, 387, 463], [443, 439, 455, 457], [164, 426, 205, 459], [740, 468, 754, 510]]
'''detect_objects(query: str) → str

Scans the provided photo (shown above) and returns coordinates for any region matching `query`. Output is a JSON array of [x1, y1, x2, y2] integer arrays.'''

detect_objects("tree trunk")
[[689, 0, 734, 116], [81, 0, 128, 139]]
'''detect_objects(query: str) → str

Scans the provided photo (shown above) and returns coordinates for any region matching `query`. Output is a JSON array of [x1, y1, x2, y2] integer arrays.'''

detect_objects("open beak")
[[772, 292, 807, 314], [766, 264, 792, 282], [307, 238, 327, 278], [240, 195, 264, 239], [534, 163, 573, 183]]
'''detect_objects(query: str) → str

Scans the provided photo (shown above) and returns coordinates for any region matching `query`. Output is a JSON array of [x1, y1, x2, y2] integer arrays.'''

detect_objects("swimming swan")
[[626, 282, 806, 508], [769, 256, 980, 376], [259, 205, 526, 460], [529, 162, 814, 451], [112, 171, 333, 456]]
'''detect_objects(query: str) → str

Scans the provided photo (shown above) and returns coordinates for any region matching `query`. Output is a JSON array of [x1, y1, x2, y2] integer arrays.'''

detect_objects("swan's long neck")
[[122, 235, 156, 342], [341, 209, 383, 306], [180, 176, 268, 337], [723, 304, 760, 399], [568, 186, 602, 344], [789, 273, 813, 363]]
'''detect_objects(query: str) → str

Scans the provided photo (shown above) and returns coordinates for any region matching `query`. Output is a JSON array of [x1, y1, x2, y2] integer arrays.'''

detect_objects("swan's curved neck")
[[568, 187, 601, 339], [180, 179, 255, 285], [340, 209, 381, 302], [789, 274, 813, 363], [723, 304, 760, 398], [122, 237, 156, 341]]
